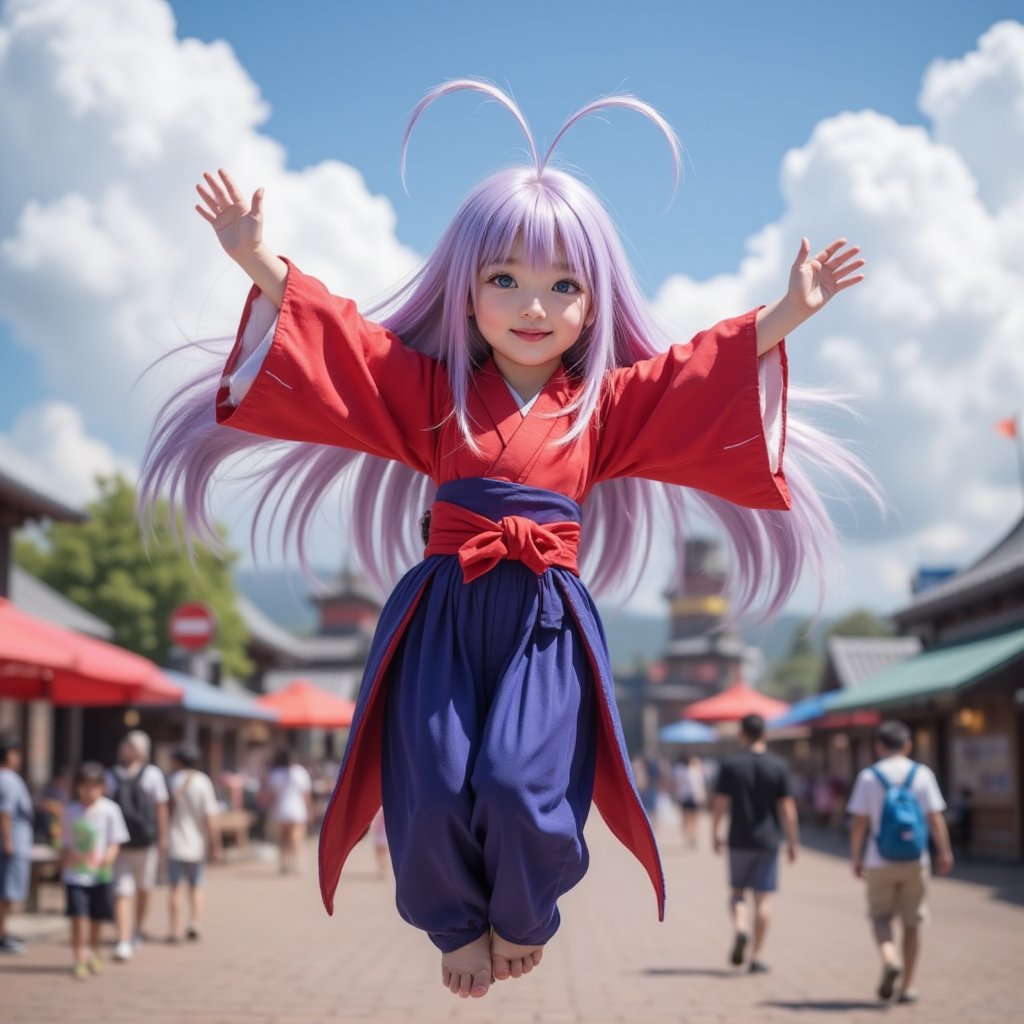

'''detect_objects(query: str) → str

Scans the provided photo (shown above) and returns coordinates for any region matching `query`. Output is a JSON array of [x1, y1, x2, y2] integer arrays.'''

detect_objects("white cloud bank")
[[0, 0, 417, 503], [1, 2, 1022, 618], [652, 20, 1024, 614]]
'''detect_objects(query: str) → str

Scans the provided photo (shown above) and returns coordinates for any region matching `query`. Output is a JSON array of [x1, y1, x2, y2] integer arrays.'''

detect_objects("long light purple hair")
[[141, 80, 879, 618]]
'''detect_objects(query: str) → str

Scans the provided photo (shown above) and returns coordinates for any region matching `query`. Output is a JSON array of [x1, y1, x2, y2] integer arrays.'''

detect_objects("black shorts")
[[65, 882, 114, 921]]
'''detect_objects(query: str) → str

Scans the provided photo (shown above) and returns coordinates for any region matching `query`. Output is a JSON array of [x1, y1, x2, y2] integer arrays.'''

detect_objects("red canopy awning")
[[683, 682, 790, 723], [0, 599, 182, 707], [257, 679, 355, 729]]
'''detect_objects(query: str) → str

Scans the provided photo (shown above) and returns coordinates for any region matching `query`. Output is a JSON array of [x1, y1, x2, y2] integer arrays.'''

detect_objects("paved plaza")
[[3, 815, 1022, 1023]]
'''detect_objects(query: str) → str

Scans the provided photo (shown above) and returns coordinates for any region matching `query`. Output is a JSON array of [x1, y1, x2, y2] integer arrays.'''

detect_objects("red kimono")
[[217, 261, 790, 925]]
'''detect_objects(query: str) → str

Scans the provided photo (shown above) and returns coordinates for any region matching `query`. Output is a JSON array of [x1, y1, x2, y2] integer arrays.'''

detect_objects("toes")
[[509, 956, 524, 979], [493, 955, 511, 981], [470, 970, 491, 998], [457, 972, 472, 998], [532, 949, 544, 966], [441, 966, 451, 988]]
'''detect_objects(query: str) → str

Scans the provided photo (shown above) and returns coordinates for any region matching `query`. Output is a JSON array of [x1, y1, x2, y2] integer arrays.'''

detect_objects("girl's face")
[[472, 240, 590, 383]]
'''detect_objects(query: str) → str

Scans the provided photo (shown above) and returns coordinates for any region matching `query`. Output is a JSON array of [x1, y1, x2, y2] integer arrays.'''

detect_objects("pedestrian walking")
[[711, 714, 799, 973], [672, 755, 707, 849], [847, 720, 954, 1005], [265, 750, 312, 875], [0, 733, 33, 955], [107, 730, 169, 961], [62, 762, 129, 979], [166, 744, 222, 942]]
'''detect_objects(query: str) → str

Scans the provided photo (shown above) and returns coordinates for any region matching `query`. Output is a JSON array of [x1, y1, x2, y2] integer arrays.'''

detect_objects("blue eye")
[[489, 273, 516, 289], [553, 279, 581, 294]]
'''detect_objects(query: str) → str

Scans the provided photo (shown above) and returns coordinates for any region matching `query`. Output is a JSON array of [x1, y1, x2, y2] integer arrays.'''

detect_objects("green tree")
[[763, 609, 894, 701], [14, 475, 251, 678], [828, 609, 894, 639]]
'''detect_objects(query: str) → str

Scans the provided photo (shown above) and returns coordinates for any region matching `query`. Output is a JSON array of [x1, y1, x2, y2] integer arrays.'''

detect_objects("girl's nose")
[[521, 296, 545, 318]]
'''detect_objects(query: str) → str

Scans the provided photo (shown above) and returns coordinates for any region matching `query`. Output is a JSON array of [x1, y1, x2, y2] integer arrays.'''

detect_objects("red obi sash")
[[425, 501, 580, 583]]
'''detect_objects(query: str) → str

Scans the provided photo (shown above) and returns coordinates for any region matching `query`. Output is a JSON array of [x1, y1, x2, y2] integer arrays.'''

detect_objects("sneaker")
[[114, 940, 134, 962], [0, 935, 26, 955], [897, 990, 919, 1004], [748, 960, 771, 974], [877, 963, 902, 1001], [88, 953, 104, 975], [729, 931, 748, 966], [72, 962, 89, 980], [186, 926, 201, 941]]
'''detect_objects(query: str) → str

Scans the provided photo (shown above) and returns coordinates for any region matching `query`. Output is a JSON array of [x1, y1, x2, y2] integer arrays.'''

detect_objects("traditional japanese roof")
[[824, 635, 923, 690], [828, 625, 1024, 712], [10, 567, 114, 640], [0, 457, 86, 525], [310, 567, 382, 608], [236, 595, 308, 662], [894, 514, 1024, 625]]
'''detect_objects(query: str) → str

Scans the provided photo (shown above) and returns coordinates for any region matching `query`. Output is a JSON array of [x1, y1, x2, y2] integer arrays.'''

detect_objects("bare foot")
[[491, 930, 544, 981], [440, 932, 492, 999]]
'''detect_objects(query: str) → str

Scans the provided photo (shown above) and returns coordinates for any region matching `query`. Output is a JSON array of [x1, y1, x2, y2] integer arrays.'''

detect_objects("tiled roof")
[[895, 514, 1024, 623], [826, 635, 923, 690], [10, 567, 114, 639], [0, 458, 86, 524]]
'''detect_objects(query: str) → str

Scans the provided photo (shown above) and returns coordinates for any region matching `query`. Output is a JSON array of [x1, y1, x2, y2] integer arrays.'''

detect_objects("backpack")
[[114, 767, 159, 849], [871, 763, 928, 861]]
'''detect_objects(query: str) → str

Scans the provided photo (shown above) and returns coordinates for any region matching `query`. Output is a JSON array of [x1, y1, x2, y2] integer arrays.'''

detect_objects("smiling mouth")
[[511, 329, 552, 341]]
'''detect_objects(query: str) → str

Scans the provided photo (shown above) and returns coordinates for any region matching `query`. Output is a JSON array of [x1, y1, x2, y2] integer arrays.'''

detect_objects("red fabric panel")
[[592, 309, 790, 510], [217, 262, 446, 475]]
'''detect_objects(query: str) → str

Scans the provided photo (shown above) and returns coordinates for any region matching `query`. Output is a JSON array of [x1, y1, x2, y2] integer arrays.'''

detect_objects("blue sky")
[[1, 0, 1022, 616], [2, 0, 1018, 425]]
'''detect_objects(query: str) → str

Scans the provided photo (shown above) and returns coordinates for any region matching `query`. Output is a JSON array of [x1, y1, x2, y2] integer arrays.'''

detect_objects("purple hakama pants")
[[380, 479, 597, 952]]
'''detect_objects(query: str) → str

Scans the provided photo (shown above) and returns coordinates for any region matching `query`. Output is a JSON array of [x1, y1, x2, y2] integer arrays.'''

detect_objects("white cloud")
[[0, 402, 135, 507], [1, 3, 1022, 622], [0, 0, 418, 437], [648, 22, 1024, 616]]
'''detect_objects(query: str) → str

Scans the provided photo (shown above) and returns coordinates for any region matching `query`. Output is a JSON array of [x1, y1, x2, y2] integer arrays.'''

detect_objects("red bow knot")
[[425, 502, 580, 583]]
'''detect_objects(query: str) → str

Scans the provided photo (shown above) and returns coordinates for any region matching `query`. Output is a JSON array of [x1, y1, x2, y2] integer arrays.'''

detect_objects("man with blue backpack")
[[848, 720, 954, 1006]]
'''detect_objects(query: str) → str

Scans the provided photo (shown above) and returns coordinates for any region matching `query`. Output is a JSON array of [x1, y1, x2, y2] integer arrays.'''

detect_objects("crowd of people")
[[0, 729, 341, 979], [0, 717, 957, 1002]]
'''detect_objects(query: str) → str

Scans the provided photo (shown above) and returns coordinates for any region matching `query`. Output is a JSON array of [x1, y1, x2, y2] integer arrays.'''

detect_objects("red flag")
[[996, 416, 1018, 439]]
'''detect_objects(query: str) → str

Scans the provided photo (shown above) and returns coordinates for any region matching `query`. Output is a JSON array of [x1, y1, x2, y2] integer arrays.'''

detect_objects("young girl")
[[143, 80, 871, 999]]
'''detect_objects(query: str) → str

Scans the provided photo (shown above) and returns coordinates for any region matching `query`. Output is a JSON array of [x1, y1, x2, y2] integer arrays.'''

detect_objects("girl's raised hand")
[[195, 169, 264, 260], [788, 237, 865, 314]]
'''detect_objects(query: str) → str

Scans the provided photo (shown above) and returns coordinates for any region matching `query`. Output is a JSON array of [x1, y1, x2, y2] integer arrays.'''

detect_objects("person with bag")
[[166, 745, 221, 942], [107, 731, 169, 962], [848, 720, 953, 1005]]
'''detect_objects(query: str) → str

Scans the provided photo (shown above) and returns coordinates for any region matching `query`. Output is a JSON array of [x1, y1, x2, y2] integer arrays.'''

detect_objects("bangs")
[[473, 175, 595, 287]]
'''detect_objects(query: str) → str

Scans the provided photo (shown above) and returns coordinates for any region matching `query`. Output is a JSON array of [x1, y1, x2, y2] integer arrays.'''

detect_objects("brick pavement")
[[3, 814, 1021, 1023]]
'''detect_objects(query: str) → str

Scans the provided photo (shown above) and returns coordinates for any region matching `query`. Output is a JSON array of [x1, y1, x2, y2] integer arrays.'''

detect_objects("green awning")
[[828, 627, 1024, 712]]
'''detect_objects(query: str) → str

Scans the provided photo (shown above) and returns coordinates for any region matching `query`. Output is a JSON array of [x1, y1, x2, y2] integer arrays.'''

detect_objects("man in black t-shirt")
[[712, 714, 799, 973]]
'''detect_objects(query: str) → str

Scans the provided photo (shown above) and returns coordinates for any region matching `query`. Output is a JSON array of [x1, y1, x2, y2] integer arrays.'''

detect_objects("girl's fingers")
[[815, 238, 848, 264], [204, 171, 230, 207], [195, 182, 220, 212], [251, 188, 264, 218], [195, 203, 217, 225], [220, 169, 243, 204], [833, 259, 866, 280], [834, 274, 866, 293], [825, 246, 862, 272]]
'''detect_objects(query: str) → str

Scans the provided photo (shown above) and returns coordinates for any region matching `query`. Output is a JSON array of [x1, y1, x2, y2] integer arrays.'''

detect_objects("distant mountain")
[[234, 567, 832, 673]]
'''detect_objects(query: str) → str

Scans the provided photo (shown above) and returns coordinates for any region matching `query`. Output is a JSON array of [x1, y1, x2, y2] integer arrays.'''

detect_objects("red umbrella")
[[257, 679, 355, 729], [0, 598, 182, 706], [682, 682, 790, 723]]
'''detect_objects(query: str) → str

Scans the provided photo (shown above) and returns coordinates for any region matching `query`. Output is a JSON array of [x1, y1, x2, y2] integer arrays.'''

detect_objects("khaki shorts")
[[865, 863, 929, 926], [114, 846, 159, 897]]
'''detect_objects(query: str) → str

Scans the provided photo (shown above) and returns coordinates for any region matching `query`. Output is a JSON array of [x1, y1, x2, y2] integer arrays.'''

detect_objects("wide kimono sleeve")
[[591, 309, 790, 510], [215, 259, 443, 476]]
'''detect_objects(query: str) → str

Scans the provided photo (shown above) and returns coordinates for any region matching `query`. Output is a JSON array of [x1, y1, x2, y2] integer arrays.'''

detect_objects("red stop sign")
[[168, 602, 217, 651]]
